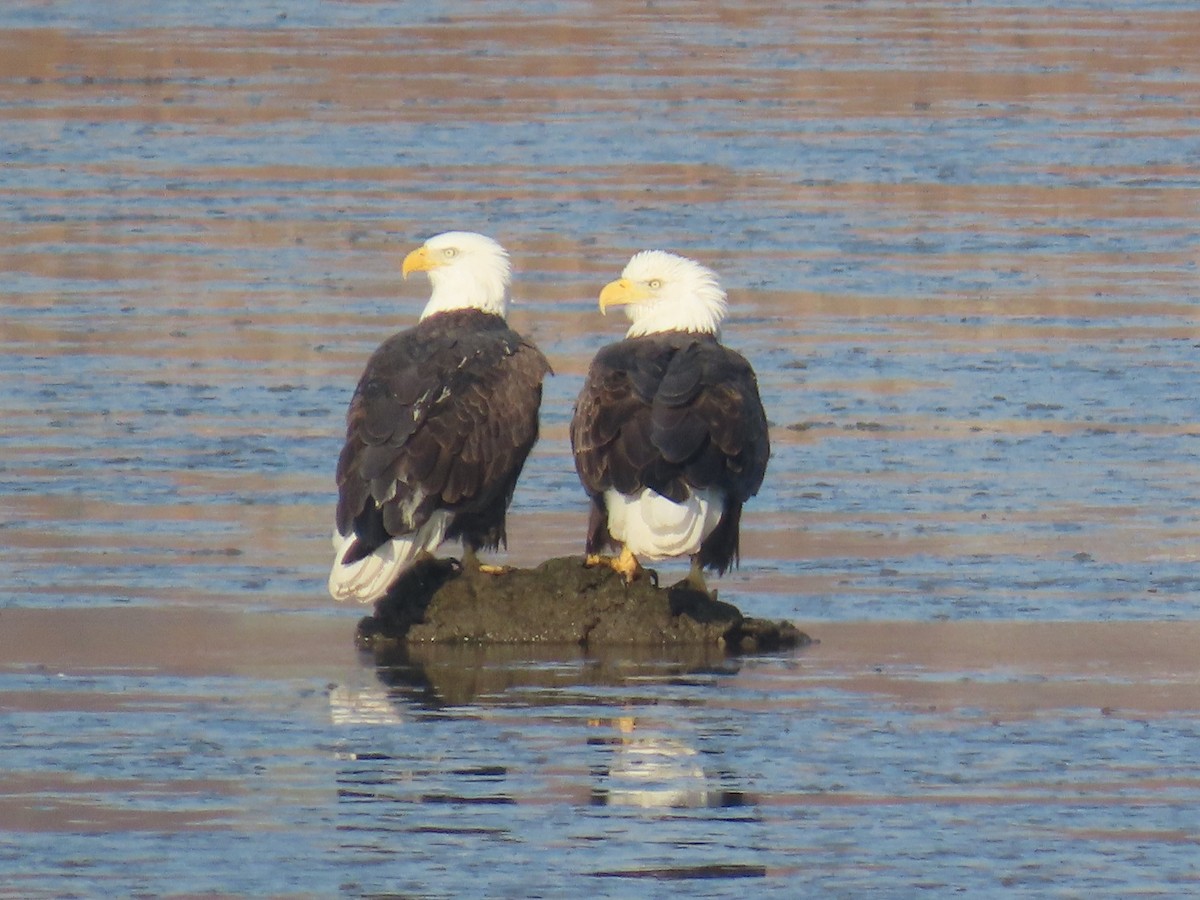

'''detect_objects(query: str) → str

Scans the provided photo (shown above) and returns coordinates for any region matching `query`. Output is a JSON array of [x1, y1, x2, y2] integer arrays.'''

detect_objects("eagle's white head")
[[403, 231, 512, 321], [599, 250, 728, 338]]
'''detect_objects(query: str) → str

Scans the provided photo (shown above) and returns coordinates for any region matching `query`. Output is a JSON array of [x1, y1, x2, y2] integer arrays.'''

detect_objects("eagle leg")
[[584, 548, 655, 586], [590, 546, 641, 584], [684, 556, 711, 596], [462, 546, 513, 576], [614, 546, 644, 584]]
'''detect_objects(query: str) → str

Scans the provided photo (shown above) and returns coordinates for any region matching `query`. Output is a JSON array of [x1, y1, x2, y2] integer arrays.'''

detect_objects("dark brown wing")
[[570, 337, 675, 498], [570, 332, 769, 569], [336, 309, 550, 555], [651, 338, 769, 502], [571, 333, 768, 502]]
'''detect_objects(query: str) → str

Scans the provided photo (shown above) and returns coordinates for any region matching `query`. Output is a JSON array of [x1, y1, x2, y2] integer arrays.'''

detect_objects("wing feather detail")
[[571, 333, 769, 507], [335, 310, 550, 556]]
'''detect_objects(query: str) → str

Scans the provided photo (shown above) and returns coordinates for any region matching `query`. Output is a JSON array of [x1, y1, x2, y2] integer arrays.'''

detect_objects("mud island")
[[354, 556, 809, 655]]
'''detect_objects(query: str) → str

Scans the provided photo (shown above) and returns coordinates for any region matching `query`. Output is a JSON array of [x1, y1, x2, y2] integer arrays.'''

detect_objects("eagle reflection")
[[327, 643, 755, 811]]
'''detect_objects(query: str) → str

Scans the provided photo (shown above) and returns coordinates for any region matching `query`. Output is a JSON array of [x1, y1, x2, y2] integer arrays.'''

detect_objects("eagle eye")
[[648, 279, 663, 290]]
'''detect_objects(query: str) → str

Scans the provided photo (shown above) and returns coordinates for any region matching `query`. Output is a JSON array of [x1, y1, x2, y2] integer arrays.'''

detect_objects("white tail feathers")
[[604, 487, 724, 561], [327, 511, 451, 604]]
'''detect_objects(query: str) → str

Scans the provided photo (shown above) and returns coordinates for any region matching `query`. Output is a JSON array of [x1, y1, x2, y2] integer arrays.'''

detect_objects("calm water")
[[2, 1, 1199, 895]]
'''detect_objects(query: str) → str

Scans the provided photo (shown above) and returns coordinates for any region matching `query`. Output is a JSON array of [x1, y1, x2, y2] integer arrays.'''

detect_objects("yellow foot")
[[612, 546, 642, 584], [460, 548, 510, 574], [584, 548, 645, 585], [477, 563, 513, 576]]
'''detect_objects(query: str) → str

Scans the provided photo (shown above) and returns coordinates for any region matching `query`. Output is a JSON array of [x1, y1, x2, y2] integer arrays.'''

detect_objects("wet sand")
[[5, 607, 1199, 714]]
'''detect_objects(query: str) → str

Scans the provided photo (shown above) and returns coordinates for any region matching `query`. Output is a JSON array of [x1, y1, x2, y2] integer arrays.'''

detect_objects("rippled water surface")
[[2, 1, 1199, 895]]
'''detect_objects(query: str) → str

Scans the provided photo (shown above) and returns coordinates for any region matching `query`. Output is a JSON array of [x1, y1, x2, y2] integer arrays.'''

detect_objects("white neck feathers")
[[620, 250, 727, 338], [413, 232, 512, 321]]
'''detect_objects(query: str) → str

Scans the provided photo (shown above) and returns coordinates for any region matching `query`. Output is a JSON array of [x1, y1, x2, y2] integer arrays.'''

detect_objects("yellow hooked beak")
[[598, 278, 652, 315], [401, 246, 436, 279]]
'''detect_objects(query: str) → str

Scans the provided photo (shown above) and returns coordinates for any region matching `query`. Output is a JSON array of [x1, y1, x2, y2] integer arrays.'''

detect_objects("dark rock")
[[354, 555, 809, 656]]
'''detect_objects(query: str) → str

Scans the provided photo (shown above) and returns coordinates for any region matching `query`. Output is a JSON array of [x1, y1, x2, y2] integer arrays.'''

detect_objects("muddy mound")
[[354, 556, 808, 655]]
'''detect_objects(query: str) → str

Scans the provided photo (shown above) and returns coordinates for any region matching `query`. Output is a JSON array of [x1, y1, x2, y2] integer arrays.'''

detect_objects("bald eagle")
[[329, 231, 551, 603], [570, 251, 769, 592]]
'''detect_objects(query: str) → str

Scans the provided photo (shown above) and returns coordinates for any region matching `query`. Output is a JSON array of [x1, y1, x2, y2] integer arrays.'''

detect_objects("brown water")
[[2, 2, 1199, 895]]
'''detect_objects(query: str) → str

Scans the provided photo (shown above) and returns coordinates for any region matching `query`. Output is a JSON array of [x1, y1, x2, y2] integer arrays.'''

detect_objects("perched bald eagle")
[[329, 231, 551, 603], [570, 251, 769, 591]]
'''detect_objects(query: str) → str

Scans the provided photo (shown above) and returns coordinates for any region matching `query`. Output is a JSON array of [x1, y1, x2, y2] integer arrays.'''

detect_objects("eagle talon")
[[612, 546, 643, 585], [461, 547, 511, 576], [583, 549, 643, 585]]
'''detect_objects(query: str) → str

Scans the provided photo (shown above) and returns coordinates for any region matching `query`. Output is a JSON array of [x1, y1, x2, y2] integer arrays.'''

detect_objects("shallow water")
[[2, 1, 1199, 895]]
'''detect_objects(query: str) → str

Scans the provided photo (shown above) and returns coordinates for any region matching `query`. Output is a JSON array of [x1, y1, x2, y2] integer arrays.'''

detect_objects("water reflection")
[[328, 643, 764, 822], [586, 715, 753, 811], [365, 641, 743, 709]]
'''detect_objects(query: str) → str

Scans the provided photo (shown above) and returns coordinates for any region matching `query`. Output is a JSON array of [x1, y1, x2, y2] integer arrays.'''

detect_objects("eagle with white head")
[[570, 250, 769, 591], [329, 231, 551, 603]]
